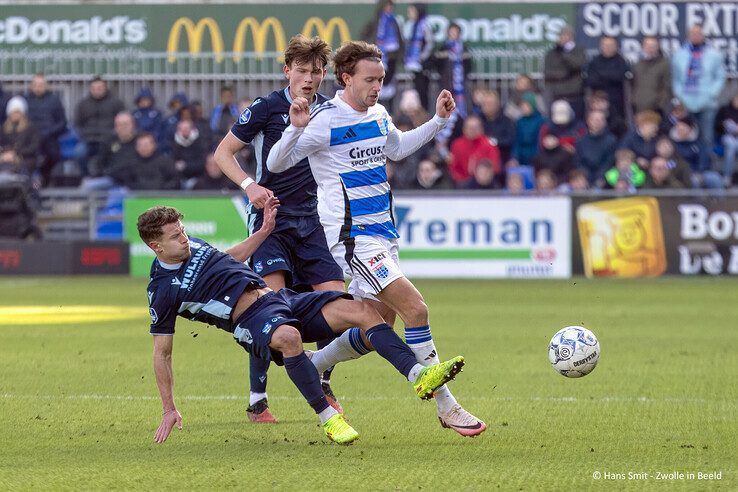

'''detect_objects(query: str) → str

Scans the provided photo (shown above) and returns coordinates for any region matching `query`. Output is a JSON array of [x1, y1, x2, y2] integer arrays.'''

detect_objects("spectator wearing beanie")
[[510, 92, 544, 167], [0, 96, 40, 175], [132, 87, 163, 140], [539, 99, 586, 152]]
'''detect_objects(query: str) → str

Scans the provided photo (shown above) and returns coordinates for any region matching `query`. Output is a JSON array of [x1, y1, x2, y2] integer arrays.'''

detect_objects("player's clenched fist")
[[289, 96, 311, 128], [435, 90, 456, 118]]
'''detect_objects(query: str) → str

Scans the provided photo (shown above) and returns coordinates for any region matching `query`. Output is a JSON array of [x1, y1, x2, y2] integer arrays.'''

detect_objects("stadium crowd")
[[0, 16, 736, 195]]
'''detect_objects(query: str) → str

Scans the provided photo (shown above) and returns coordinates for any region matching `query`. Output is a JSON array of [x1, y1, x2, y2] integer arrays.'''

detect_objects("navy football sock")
[[249, 355, 270, 395], [365, 323, 418, 378], [283, 352, 330, 414], [315, 338, 335, 382]]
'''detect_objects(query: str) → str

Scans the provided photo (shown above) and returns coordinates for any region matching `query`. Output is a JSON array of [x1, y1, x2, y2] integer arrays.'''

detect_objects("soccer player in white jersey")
[[267, 41, 486, 437]]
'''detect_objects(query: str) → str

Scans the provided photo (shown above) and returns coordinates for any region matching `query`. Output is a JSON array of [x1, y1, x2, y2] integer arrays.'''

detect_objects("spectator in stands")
[[191, 153, 239, 191], [670, 116, 709, 173], [645, 156, 684, 189], [387, 116, 429, 188], [558, 168, 589, 193], [535, 168, 557, 193], [362, 0, 403, 106], [449, 114, 501, 185], [89, 111, 139, 189], [159, 92, 188, 155], [464, 159, 502, 190], [189, 101, 214, 151], [397, 89, 430, 129], [0, 149, 40, 240], [654, 136, 693, 188], [411, 158, 454, 190], [74, 76, 125, 171], [128, 132, 178, 190], [436, 22, 472, 118], [620, 110, 662, 167], [505, 74, 546, 121], [476, 90, 515, 163], [587, 90, 627, 139], [631, 36, 672, 117], [404, 3, 435, 110], [210, 86, 239, 143], [532, 133, 575, 185], [25, 74, 67, 185], [575, 109, 617, 187], [510, 92, 544, 167], [543, 25, 586, 119], [506, 172, 525, 194], [715, 92, 738, 186], [172, 119, 207, 187], [672, 23, 726, 157], [585, 36, 631, 122], [132, 87, 163, 140], [0, 96, 40, 176], [0, 83, 10, 127], [604, 149, 645, 191], [539, 99, 586, 153]]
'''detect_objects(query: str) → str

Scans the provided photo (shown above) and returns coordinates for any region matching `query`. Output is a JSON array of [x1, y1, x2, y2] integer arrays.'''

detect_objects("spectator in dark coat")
[[511, 92, 545, 167], [0, 82, 10, 127], [159, 92, 188, 155], [132, 87, 163, 140], [210, 86, 238, 144], [412, 158, 454, 190], [670, 117, 709, 172], [538, 100, 586, 152], [585, 36, 631, 121], [575, 109, 617, 186], [645, 156, 684, 189], [631, 36, 672, 117], [74, 76, 125, 169], [532, 133, 575, 184], [189, 101, 215, 151], [715, 93, 738, 185], [620, 110, 662, 167], [191, 153, 240, 191], [543, 25, 587, 119], [127, 133, 178, 190], [588, 90, 627, 139], [94, 111, 139, 186], [25, 74, 67, 185], [476, 90, 516, 163], [654, 136, 693, 188], [0, 97, 40, 175], [172, 119, 207, 186], [463, 159, 503, 190]]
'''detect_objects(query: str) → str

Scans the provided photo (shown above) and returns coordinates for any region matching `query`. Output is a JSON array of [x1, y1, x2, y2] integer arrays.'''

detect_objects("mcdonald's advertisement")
[[572, 195, 738, 277], [0, 3, 572, 74]]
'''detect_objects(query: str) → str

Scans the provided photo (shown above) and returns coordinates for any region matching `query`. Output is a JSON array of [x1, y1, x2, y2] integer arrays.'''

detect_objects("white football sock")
[[249, 391, 267, 407], [404, 327, 459, 414], [308, 328, 369, 375], [318, 405, 339, 424]]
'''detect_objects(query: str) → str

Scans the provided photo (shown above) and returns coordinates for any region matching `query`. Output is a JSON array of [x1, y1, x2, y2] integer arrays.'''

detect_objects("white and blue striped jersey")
[[266, 90, 447, 247]]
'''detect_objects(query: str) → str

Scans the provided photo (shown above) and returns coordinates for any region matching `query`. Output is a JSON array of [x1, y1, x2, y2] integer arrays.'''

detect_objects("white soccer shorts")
[[330, 235, 404, 300]]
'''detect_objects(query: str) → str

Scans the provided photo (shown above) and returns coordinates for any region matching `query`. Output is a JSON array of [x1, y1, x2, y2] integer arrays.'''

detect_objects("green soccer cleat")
[[323, 414, 359, 445], [413, 356, 465, 400]]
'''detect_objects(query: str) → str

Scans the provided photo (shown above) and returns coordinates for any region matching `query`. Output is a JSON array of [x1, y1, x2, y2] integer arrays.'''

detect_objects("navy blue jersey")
[[147, 237, 267, 335], [230, 88, 328, 216]]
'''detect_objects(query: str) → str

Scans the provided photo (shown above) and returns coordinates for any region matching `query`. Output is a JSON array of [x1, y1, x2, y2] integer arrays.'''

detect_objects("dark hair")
[[220, 85, 233, 94], [284, 34, 332, 69], [136, 131, 157, 143], [333, 41, 383, 87], [137, 206, 183, 243]]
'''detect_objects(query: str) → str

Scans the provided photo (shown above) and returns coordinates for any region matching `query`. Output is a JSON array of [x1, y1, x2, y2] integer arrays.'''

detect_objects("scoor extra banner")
[[123, 196, 249, 276], [572, 195, 738, 277], [576, 2, 738, 74], [393, 196, 571, 278]]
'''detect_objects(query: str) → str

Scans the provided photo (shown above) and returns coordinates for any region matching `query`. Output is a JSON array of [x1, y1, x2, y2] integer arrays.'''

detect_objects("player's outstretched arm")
[[152, 335, 182, 443], [266, 97, 326, 173], [214, 132, 274, 209], [225, 196, 279, 263], [384, 89, 455, 162]]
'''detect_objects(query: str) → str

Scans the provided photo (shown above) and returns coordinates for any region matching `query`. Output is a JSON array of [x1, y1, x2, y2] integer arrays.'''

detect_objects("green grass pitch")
[[1, 277, 736, 489]]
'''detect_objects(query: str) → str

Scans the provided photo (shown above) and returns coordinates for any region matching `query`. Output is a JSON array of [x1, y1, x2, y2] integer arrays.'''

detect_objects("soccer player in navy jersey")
[[214, 35, 346, 422], [139, 203, 465, 445]]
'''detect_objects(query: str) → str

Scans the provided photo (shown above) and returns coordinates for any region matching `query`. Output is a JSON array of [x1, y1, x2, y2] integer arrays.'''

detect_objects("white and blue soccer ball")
[[548, 326, 600, 378]]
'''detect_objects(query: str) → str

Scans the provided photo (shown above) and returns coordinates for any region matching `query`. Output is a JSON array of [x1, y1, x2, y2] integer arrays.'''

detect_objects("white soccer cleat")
[[438, 404, 487, 437]]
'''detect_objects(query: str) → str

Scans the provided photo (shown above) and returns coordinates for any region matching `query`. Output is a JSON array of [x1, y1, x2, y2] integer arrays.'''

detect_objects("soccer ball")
[[548, 326, 600, 378]]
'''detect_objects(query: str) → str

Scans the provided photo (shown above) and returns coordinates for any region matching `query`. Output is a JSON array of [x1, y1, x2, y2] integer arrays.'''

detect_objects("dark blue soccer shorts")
[[250, 213, 344, 288], [232, 289, 352, 365]]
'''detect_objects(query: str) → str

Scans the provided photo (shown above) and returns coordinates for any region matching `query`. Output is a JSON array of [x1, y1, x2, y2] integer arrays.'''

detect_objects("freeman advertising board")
[[576, 2, 738, 74], [393, 196, 571, 278], [573, 195, 738, 277]]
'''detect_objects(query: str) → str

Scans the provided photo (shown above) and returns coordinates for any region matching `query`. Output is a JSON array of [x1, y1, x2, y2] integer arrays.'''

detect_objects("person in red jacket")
[[448, 114, 501, 184]]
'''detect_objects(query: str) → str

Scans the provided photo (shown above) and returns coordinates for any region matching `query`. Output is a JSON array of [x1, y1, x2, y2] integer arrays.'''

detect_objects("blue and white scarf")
[[446, 39, 466, 117], [405, 17, 427, 71]]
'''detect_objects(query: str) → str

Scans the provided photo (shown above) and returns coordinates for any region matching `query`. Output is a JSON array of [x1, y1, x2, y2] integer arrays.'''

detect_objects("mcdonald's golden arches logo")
[[167, 16, 352, 64]]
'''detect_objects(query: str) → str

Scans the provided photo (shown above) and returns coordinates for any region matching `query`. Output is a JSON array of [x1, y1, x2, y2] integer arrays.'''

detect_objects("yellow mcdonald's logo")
[[166, 16, 352, 64], [167, 17, 225, 63], [301, 17, 351, 48], [232, 17, 286, 62]]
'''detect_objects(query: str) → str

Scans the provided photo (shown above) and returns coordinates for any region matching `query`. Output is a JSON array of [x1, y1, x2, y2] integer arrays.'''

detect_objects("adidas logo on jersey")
[[343, 127, 357, 140]]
